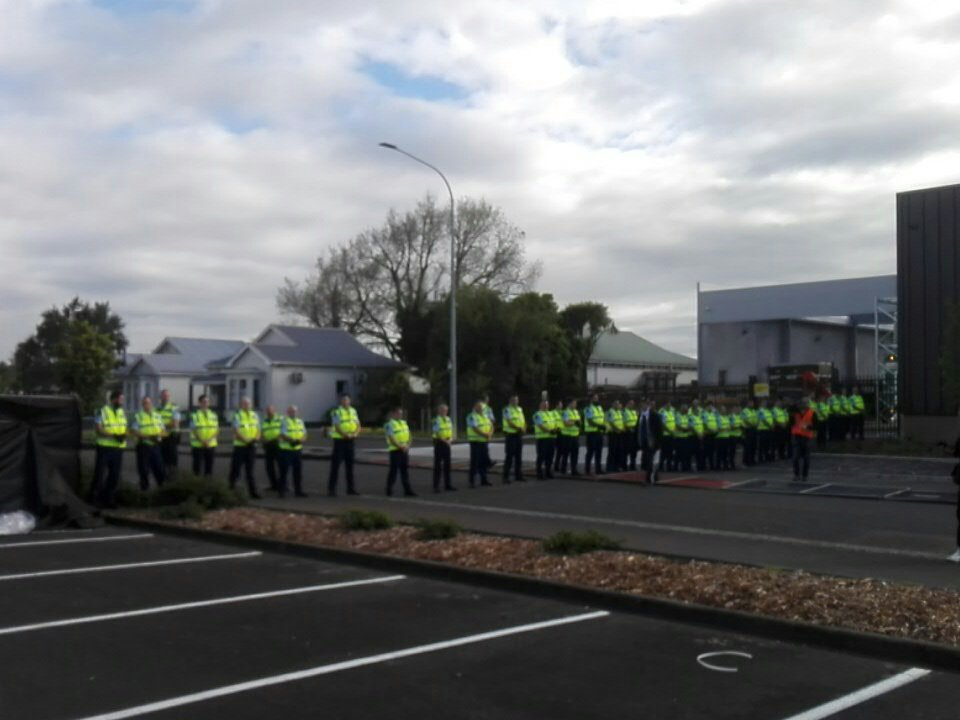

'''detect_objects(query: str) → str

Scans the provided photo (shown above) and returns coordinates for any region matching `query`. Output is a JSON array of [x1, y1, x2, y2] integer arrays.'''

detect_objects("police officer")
[[716, 405, 731, 470], [623, 399, 639, 471], [91, 390, 127, 509], [228, 397, 261, 499], [480, 394, 497, 471], [533, 400, 554, 479], [740, 399, 759, 467], [688, 402, 705, 472], [157, 389, 181, 476], [605, 400, 625, 473], [560, 398, 581, 475], [132, 396, 165, 491], [849, 386, 866, 441], [583, 393, 606, 475], [328, 394, 361, 496], [674, 403, 692, 472], [728, 404, 744, 470], [278, 405, 307, 497], [261, 405, 283, 492], [757, 399, 775, 463], [658, 400, 677, 473], [384, 406, 416, 497], [432, 404, 455, 492], [703, 401, 720, 470], [467, 400, 493, 487], [814, 394, 830, 449], [501, 394, 526, 484], [552, 400, 566, 474], [189, 394, 218, 477]]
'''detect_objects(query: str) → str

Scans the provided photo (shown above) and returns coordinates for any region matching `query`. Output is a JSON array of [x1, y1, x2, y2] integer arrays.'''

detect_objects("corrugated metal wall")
[[897, 183, 960, 416]]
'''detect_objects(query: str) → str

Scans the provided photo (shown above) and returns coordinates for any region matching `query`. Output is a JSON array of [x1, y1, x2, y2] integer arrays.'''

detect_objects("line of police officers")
[[91, 390, 308, 509]]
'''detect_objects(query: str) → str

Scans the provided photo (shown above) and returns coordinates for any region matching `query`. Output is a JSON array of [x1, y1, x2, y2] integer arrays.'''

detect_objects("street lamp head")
[[379, 142, 398, 150]]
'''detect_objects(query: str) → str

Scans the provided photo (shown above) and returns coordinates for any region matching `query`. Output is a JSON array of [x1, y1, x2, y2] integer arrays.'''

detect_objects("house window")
[[718, 369, 727, 387], [336, 380, 348, 396], [252, 378, 260, 409]]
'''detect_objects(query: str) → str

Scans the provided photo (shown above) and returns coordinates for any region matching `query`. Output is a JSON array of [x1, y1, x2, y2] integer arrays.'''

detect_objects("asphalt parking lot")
[[1, 528, 957, 719]]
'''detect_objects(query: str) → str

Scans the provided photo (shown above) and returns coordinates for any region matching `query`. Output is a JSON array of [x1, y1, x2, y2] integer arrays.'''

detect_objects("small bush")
[[153, 477, 243, 510], [542, 529, 621, 556], [115, 484, 153, 508], [414, 517, 462, 541], [339, 509, 393, 531], [157, 498, 206, 521]]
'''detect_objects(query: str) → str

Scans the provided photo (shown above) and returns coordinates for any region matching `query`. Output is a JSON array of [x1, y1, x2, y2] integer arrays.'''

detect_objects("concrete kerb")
[[104, 513, 960, 674]]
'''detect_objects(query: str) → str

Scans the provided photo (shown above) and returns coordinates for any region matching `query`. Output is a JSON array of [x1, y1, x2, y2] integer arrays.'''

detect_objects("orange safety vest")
[[791, 408, 815, 439]]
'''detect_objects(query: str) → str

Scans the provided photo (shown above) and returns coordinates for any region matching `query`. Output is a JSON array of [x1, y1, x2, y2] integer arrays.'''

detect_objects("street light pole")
[[379, 142, 458, 438]]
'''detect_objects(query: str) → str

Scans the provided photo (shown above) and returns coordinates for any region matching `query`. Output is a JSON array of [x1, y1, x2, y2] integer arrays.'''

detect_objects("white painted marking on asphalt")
[[0, 534, 153, 550], [0, 575, 405, 636], [883, 489, 909, 499], [799, 483, 832, 495], [380, 497, 949, 561], [696, 651, 753, 673], [778, 667, 931, 720], [72, 610, 609, 720], [725, 478, 761, 489], [30, 528, 95, 535], [0, 551, 262, 582]]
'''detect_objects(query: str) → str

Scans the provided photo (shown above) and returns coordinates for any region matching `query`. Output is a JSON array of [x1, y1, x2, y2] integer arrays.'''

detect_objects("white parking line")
[[72, 610, 609, 720], [383, 497, 948, 561], [799, 483, 832, 495], [0, 551, 262, 582], [779, 667, 931, 720], [0, 534, 153, 550], [0, 575, 405, 636]]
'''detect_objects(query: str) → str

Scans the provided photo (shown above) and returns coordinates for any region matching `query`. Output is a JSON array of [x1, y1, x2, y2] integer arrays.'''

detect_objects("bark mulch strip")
[[148, 507, 960, 647]]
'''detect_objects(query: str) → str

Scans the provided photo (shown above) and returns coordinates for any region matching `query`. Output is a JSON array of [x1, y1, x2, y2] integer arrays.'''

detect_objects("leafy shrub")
[[157, 498, 206, 521], [153, 477, 243, 510], [115, 484, 153, 508], [414, 517, 462, 541], [542, 529, 621, 556], [339, 509, 393, 531]]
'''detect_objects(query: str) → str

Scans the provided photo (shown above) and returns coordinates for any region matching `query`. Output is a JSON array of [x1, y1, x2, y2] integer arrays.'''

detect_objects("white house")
[[587, 330, 697, 390], [116, 325, 403, 422]]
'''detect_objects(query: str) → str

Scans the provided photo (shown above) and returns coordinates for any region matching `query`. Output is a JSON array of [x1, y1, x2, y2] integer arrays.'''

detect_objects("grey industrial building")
[[697, 275, 897, 387], [898, 182, 960, 442]]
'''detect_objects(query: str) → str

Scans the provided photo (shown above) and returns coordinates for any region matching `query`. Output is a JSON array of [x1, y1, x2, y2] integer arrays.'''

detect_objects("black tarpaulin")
[[0, 394, 100, 528]]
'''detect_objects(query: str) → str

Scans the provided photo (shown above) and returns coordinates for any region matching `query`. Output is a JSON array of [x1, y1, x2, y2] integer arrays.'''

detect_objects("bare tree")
[[278, 194, 539, 361]]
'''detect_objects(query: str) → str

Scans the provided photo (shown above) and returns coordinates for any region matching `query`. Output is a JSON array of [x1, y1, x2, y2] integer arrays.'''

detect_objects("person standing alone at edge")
[[278, 405, 307, 498], [131, 396, 166, 491], [791, 397, 816, 482], [260, 405, 283, 493], [189, 394, 218, 478], [157, 389, 181, 478], [467, 400, 493, 488], [431, 403, 455, 493], [328, 394, 361, 496], [583, 394, 606, 476], [91, 390, 127, 509], [228, 397, 261, 499], [638, 399, 662, 484], [501, 394, 526, 484], [384, 407, 416, 497]]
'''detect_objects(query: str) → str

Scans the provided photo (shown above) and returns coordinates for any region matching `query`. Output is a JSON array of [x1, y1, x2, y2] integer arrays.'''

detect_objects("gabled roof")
[[590, 330, 696, 369], [153, 337, 246, 362], [245, 325, 403, 369]]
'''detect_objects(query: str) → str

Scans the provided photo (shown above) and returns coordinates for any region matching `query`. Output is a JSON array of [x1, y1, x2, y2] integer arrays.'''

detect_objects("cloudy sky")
[[2, 0, 958, 360]]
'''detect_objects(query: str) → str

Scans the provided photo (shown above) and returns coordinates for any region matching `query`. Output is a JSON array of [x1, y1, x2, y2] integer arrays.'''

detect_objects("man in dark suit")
[[637, 399, 663, 484]]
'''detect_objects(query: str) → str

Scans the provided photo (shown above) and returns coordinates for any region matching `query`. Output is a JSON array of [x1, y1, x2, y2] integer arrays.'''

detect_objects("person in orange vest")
[[791, 397, 817, 482]]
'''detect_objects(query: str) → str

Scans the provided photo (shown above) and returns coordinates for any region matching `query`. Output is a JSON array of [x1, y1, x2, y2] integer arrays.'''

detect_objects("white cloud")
[[1, 0, 959, 361]]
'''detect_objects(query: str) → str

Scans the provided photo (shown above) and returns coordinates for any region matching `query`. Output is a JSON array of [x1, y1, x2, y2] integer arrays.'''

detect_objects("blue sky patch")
[[360, 60, 468, 102], [91, 0, 196, 18]]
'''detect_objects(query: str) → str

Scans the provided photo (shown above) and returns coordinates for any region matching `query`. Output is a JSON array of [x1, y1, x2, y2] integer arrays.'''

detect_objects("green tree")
[[11, 298, 127, 402], [0, 361, 13, 393], [558, 302, 616, 393], [53, 321, 118, 412], [278, 195, 540, 361]]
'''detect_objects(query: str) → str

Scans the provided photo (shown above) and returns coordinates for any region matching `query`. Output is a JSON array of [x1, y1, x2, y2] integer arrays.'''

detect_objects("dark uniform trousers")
[[703, 434, 717, 470], [328, 438, 356, 494], [229, 444, 257, 495], [757, 431, 772, 462], [605, 432, 622, 473], [561, 435, 580, 474], [816, 422, 828, 449], [278, 449, 303, 496], [469, 442, 490, 486], [585, 433, 604, 474], [624, 431, 639, 471], [192, 447, 215, 477], [263, 441, 280, 490], [136, 443, 166, 491], [160, 433, 179, 471], [433, 440, 452, 491], [386, 450, 413, 496], [535, 438, 554, 478], [658, 436, 674, 472], [792, 436, 811, 479], [553, 435, 567, 472], [692, 436, 705, 472], [502, 433, 524, 482], [742, 429, 756, 466], [91, 446, 124, 508]]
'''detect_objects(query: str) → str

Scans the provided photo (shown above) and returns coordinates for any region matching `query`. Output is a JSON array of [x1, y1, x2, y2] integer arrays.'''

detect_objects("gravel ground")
[[158, 507, 960, 647]]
